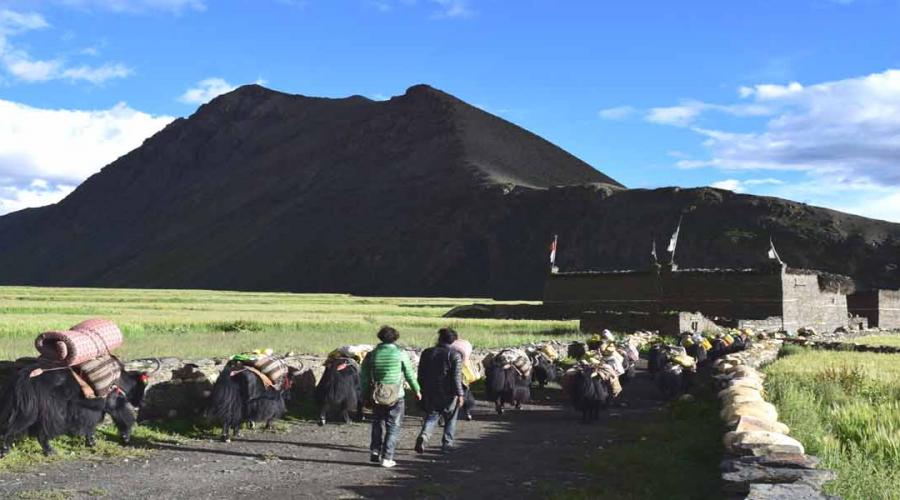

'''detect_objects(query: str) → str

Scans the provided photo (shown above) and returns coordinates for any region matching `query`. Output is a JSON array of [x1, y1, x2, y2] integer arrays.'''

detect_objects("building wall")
[[782, 272, 848, 333], [878, 290, 900, 330], [545, 267, 783, 321]]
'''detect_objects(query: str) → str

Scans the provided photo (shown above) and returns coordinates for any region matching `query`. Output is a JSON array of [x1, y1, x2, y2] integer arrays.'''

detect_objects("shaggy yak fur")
[[314, 359, 362, 426], [0, 365, 149, 457], [567, 366, 611, 423], [209, 362, 291, 442], [647, 345, 667, 375], [530, 353, 558, 388], [619, 353, 637, 384], [485, 365, 531, 416], [655, 362, 691, 400]]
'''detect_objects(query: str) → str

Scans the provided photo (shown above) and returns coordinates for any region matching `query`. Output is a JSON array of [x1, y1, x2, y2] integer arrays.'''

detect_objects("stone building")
[[848, 289, 900, 330], [544, 262, 855, 334]]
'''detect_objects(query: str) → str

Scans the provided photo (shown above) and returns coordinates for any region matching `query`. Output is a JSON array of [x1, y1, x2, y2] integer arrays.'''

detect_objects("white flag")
[[549, 235, 558, 265], [767, 237, 783, 263], [667, 217, 682, 253]]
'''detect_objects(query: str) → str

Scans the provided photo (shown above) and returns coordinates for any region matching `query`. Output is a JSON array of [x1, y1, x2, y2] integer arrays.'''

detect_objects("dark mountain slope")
[[0, 84, 896, 298]]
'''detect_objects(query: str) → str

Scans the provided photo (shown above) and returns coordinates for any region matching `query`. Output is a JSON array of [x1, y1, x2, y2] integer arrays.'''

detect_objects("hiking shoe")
[[381, 458, 396, 468], [369, 453, 380, 463], [441, 446, 454, 454], [414, 436, 426, 454]]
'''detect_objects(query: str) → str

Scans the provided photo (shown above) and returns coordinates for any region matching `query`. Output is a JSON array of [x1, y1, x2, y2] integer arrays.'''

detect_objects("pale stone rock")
[[728, 431, 804, 456], [735, 415, 790, 435], [721, 401, 779, 426]]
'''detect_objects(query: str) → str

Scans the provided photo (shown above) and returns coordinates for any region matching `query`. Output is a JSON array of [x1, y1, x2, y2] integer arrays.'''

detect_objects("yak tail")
[[209, 366, 243, 425]]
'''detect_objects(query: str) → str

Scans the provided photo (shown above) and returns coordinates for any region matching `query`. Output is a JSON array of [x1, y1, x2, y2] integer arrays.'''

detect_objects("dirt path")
[[1, 369, 665, 500]]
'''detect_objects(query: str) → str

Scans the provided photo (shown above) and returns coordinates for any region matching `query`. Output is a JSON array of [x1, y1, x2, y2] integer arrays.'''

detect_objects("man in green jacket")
[[361, 326, 421, 468]]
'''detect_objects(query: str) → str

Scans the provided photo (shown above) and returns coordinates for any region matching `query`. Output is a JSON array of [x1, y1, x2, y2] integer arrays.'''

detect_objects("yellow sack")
[[462, 360, 481, 385], [701, 339, 712, 351], [681, 337, 695, 348], [723, 334, 734, 346], [539, 344, 559, 362], [672, 354, 696, 369]]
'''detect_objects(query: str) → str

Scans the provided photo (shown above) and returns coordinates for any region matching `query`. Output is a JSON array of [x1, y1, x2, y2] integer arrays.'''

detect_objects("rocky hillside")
[[0, 84, 897, 298]]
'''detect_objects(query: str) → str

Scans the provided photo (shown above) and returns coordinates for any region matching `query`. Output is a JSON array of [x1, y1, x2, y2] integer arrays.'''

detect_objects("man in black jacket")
[[415, 328, 465, 454]]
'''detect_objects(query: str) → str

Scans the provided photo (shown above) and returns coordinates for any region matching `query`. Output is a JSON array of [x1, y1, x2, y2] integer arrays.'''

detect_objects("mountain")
[[0, 84, 897, 298]]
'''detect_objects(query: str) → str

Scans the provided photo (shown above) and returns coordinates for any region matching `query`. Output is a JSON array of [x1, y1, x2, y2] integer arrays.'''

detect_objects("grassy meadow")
[[848, 334, 900, 347], [765, 347, 900, 500], [0, 286, 579, 360]]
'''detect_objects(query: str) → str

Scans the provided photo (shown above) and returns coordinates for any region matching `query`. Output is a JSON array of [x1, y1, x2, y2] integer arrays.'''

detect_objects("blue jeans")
[[418, 399, 459, 449], [370, 398, 405, 460]]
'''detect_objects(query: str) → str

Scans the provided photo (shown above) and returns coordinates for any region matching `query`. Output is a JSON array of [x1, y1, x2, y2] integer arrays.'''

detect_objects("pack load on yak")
[[328, 344, 373, 365], [229, 349, 290, 389], [30, 319, 127, 399], [525, 344, 559, 388], [482, 348, 532, 378]]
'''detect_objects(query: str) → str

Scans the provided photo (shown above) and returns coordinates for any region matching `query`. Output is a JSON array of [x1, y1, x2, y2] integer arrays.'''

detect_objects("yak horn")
[[149, 358, 162, 374]]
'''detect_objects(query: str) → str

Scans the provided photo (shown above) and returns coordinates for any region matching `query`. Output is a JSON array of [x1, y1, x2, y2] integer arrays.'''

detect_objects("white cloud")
[[0, 9, 132, 84], [710, 178, 785, 193], [598, 105, 635, 120], [645, 69, 900, 222], [646, 101, 707, 126], [0, 98, 173, 197], [0, 181, 75, 214], [430, 0, 473, 18], [53, 0, 206, 13], [0, 10, 49, 33], [177, 77, 260, 105], [61, 63, 132, 83]]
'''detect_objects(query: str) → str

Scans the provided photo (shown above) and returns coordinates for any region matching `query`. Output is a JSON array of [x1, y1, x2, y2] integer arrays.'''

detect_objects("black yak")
[[314, 358, 363, 426], [209, 361, 292, 442], [647, 344, 667, 375], [0, 361, 153, 457], [485, 365, 530, 416], [530, 353, 558, 388], [655, 362, 686, 400], [566, 366, 610, 423]]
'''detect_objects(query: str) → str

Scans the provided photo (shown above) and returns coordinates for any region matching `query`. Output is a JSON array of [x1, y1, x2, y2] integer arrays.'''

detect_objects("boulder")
[[746, 482, 835, 500], [726, 431, 804, 456], [729, 377, 765, 391], [722, 461, 836, 493], [722, 391, 765, 407], [719, 386, 763, 400], [721, 401, 779, 426], [735, 415, 790, 435]]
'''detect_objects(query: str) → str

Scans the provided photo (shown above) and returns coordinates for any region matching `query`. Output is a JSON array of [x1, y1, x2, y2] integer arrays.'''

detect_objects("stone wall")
[[579, 310, 721, 336], [782, 272, 849, 335], [849, 289, 900, 330], [712, 340, 837, 499], [545, 267, 785, 323]]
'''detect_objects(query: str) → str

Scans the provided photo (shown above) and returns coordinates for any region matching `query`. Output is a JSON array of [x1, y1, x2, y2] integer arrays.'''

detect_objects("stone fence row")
[[711, 340, 838, 499]]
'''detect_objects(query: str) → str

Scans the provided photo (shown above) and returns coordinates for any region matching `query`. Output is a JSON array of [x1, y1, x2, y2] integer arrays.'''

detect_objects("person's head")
[[437, 327, 458, 345], [377, 325, 400, 344]]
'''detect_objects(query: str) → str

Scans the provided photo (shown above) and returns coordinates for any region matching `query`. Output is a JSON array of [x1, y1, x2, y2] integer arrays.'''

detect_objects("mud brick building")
[[545, 263, 855, 334]]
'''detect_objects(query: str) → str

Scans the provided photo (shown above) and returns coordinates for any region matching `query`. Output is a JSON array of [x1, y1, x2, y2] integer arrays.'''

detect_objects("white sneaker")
[[381, 458, 396, 468]]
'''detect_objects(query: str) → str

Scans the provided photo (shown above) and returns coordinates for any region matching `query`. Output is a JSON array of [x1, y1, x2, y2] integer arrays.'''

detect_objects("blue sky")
[[1, 0, 899, 221]]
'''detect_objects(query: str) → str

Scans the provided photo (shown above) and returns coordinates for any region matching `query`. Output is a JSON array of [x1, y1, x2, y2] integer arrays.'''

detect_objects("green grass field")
[[0, 286, 579, 360], [847, 334, 900, 347], [765, 347, 900, 500]]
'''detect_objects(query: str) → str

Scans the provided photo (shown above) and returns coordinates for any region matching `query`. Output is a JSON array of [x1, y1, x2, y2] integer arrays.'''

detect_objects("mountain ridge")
[[0, 84, 896, 298]]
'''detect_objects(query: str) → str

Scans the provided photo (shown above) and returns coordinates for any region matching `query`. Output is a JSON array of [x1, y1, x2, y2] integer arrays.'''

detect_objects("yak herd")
[[0, 329, 753, 459]]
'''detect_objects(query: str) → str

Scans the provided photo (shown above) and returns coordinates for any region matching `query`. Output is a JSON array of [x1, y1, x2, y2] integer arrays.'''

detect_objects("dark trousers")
[[418, 399, 459, 449], [370, 398, 405, 460]]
